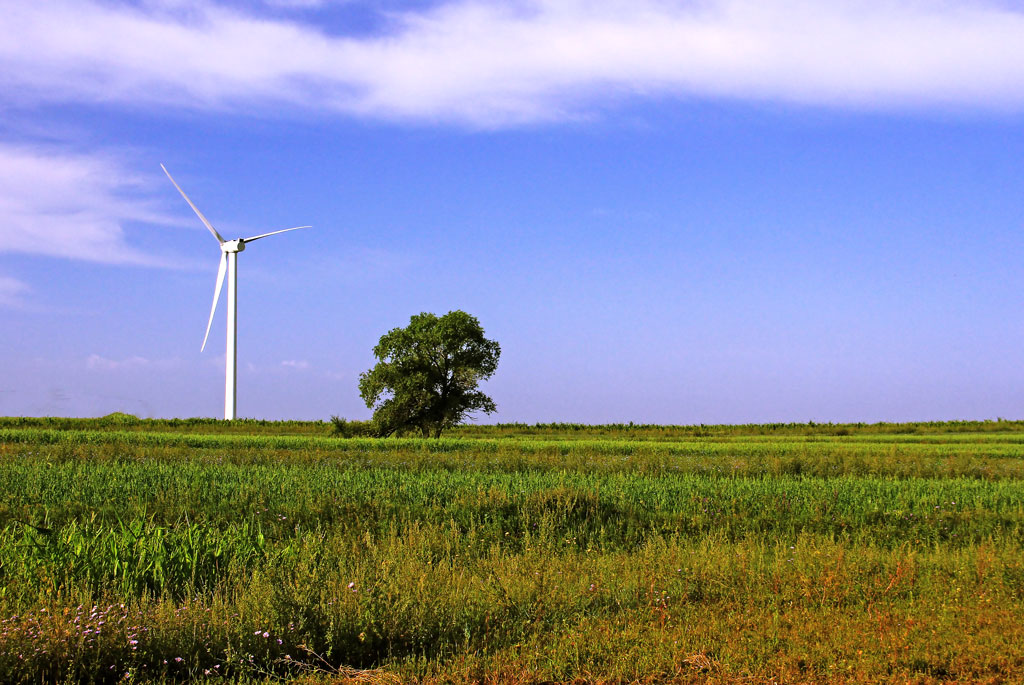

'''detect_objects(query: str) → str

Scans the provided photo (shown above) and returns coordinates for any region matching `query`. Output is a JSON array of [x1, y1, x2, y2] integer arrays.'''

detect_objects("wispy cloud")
[[86, 354, 181, 370], [0, 144, 180, 264], [87, 354, 152, 370], [0, 275, 31, 308], [260, 0, 336, 8], [1, 1, 1022, 126], [281, 359, 311, 370]]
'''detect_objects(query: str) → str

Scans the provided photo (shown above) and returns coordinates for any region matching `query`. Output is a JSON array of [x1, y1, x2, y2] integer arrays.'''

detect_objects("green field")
[[1, 419, 1023, 683]]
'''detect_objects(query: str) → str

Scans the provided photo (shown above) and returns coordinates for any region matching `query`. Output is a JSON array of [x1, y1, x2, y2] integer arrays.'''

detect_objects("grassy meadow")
[[1, 418, 1023, 683]]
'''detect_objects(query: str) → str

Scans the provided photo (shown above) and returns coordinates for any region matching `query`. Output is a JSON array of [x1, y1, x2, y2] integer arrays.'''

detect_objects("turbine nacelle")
[[221, 239, 245, 253]]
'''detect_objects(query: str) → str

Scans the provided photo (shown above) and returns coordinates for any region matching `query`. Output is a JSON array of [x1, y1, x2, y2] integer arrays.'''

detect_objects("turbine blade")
[[201, 253, 227, 352], [242, 225, 311, 243], [161, 164, 226, 244]]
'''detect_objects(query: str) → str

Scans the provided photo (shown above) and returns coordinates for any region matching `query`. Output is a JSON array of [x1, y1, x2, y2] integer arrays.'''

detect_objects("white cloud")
[[0, 144, 179, 264], [281, 359, 310, 369], [86, 354, 181, 370], [0, 1, 1022, 126], [260, 0, 334, 8], [0, 275, 31, 308], [87, 354, 153, 370]]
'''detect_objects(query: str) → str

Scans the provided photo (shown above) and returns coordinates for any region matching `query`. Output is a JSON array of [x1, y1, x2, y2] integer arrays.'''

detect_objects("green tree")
[[358, 310, 500, 438]]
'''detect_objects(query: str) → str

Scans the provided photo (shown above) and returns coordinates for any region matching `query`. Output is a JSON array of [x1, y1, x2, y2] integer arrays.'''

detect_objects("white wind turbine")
[[161, 164, 310, 420]]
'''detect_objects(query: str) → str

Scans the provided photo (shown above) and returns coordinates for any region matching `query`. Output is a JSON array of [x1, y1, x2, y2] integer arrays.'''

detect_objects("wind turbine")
[[161, 164, 310, 420]]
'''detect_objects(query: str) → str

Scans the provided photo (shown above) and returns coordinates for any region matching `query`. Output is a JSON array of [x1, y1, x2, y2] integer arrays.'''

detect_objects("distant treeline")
[[461, 419, 1024, 439], [0, 413, 1022, 439], [0, 414, 330, 435]]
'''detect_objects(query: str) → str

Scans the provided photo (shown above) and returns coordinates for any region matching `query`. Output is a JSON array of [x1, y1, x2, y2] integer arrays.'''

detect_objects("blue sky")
[[1, 0, 1023, 423]]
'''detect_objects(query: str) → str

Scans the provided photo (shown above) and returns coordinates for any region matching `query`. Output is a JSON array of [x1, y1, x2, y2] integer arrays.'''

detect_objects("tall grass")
[[1, 423, 1023, 682]]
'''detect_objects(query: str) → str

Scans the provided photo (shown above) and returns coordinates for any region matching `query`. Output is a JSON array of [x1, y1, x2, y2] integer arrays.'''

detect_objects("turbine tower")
[[161, 164, 310, 420]]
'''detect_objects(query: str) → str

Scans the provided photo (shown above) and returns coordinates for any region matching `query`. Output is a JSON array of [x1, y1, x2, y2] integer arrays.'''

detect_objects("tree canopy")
[[358, 310, 500, 438]]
